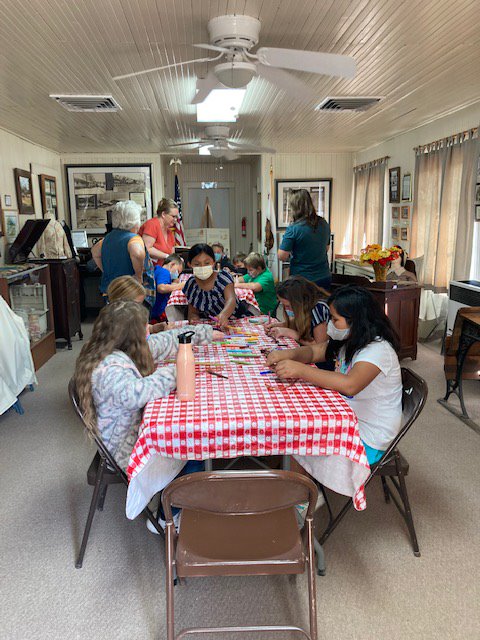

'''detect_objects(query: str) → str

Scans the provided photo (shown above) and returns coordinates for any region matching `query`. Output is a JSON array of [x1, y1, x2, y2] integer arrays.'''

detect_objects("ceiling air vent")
[[50, 95, 122, 112], [315, 96, 382, 112]]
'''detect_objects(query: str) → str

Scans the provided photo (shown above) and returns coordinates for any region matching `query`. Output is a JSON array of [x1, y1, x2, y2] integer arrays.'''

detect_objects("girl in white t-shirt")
[[266, 285, 402, 465]]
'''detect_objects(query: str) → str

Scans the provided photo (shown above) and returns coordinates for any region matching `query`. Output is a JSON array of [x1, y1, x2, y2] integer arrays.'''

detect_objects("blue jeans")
[[158, 460, 205, 519]]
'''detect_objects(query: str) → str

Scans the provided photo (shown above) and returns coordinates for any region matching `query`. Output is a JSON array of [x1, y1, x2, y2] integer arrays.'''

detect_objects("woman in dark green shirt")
[[278, 189, 332, 290], [235, 252, 278, 315]]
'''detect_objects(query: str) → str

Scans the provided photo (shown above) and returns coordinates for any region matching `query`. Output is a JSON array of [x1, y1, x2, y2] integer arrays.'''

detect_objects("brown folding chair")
[[318, 368, 428, 570], [162, 470, 319, 640], [68, 379, 163, 568]]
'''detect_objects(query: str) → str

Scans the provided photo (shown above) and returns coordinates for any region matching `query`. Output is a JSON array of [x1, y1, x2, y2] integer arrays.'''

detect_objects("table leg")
[[204, 459, 213, 472], [445, 333, 478, 419]]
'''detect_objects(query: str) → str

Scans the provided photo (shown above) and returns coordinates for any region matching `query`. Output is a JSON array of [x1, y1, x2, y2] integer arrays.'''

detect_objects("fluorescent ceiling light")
[[199, 146, 211, 155], [196, 89, 246, 123]]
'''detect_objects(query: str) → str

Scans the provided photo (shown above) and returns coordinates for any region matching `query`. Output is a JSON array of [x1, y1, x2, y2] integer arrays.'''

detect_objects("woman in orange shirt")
[[139, 197, 178, 266]]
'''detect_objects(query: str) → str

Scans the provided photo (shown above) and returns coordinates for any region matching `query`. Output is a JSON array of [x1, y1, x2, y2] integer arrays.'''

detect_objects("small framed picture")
[[389, 167, 401, 203], [401, 227, 409, 241], [45, 195, 52, 210], [4, 194, 12, 207], [392, 226, 399, 240], [2, 209, 20, 243], [14, 168, 35, 215], [475, 205, 480, 222], [401, 206, 410, 221], [52, 196, 57, 207], [401, 173, 412, 201], [392, 206, 400, 219], [475, 183, 480, 202]]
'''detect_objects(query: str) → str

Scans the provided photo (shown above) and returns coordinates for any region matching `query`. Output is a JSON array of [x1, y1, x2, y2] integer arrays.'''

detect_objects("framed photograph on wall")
[[275, 179, 332, 228], [2, 209, 20, 243], [66, 164, 153, 233], [4, 194, 12, 207], [401, 173, 412, 201], [392, 206, 400, 219], [389, 167, 401, 203], [475, 205, 480, 222], [475, 183, 480, 202], [401, 206, 410, 221], [400, 227, 409, 241], [391, 226, 399, 241], [39, 174, 58, 219], [14, 168, 35, 215]]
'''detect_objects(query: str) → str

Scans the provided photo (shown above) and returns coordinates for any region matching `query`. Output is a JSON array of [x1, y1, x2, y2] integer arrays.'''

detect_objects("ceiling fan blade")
[[228, 141, 276, 153], [167, 141, 203, 148], [256, 47, 356, 79], [191, 70, 223, 104], [194, 43, 230, 54], [113, 56, 215, 81], [256, 64, 317, 102]]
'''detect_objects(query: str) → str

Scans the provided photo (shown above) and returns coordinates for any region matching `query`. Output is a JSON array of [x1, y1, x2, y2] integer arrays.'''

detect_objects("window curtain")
[[352, 159, 387, 256], [411, 130, 479, 287]]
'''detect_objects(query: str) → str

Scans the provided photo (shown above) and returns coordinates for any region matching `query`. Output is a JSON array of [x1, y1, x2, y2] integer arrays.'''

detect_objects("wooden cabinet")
[[31, 259, 83, 349], [0, 263, 56, 370], [331, 274, 420, 360]]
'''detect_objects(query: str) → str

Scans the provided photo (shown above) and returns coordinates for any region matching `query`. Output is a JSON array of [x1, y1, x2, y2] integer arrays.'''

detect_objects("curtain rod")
[[353, 155, 390, 172], [414, 127, 478, 154]]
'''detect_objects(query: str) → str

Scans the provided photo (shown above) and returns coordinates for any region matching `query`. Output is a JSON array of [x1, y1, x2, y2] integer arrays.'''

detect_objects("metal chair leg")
[[381, 477, 390, 503], [166, 525, 176, 640], [97, 485, 108, 511], [306, 519, 318, 640], [396, 465, 420, 557], [76, 460, 106, 568]]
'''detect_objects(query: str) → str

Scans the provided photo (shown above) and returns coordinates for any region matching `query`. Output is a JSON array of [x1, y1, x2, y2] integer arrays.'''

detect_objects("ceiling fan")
[[113, 14, 356, 104], [167, 125, 275, 160]]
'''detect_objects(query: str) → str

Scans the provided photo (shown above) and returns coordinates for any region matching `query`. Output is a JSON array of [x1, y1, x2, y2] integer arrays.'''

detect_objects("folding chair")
[[162, 470, 319, 640], [68, 379, 163, 568], [318, 367, 428, 569]]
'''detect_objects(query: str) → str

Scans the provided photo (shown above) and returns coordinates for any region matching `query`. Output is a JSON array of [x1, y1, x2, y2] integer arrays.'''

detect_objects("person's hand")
[[274, 359, 305, 380], [150, 322, 167, 334], [212, 330, 225, 341], [264, 319, 281, 332], [266, 350, 290, 367], [269, 326, 297, 340], [215, 312, 230, 330]]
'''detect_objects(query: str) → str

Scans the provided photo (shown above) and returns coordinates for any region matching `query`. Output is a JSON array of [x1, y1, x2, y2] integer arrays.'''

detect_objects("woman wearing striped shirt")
[[184, 244, 250, 329]]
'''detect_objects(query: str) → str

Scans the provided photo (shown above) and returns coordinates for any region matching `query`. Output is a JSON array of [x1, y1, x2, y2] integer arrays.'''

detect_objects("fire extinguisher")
[[241, 217, 247, 237]]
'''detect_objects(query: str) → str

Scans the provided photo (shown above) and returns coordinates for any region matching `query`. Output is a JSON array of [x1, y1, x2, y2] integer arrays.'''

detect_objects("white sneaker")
[[146, 512, 181, 534]]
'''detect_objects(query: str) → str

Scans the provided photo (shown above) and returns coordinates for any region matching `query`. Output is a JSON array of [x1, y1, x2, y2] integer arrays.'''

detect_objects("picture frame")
[[66, 164, 153, 233], [4, 194, 12, 207], [275, 178, 332, 228], [475, 183, 480, 202], [401, 173, 412, 201], [392, 206, 400, 219], [2, 209, 20, 243], [389, 167, 401, 203], [14, 168, 35, 215], [401, 206, 410, 221], [39, 174, 58, 219], [475, 205, 480, 222], [400, 227, 409, 241], [391, 226, 399, 241]]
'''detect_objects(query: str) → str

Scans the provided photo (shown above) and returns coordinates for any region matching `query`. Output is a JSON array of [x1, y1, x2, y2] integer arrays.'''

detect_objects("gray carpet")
[[1, 327, 479, 640]]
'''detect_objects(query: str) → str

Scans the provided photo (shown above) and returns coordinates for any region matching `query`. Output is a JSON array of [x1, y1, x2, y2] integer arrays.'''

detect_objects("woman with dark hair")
[[387, 245, 417, 282], [267, 285, 402, 465], [278, 189, 332, 289], [183, 243, 251, 329]]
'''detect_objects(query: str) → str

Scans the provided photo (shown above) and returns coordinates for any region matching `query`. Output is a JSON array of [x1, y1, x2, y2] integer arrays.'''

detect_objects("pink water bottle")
[[176, 331, 196, 402]]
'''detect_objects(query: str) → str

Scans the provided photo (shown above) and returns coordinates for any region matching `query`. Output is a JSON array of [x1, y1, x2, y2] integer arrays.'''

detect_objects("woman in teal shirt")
[[235, 252, 277, 315], [278, 189, 332, 290]]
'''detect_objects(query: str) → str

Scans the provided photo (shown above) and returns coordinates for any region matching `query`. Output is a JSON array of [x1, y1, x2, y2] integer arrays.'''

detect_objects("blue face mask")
[[170, 270, 179, 280], [214, 253, 222, 262], [285, 309, 295, 319]]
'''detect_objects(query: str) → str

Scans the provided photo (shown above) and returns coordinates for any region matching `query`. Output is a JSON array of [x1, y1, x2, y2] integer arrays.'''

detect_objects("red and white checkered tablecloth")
[[167, 273, 260, 311], [125, 320, 370, 519]]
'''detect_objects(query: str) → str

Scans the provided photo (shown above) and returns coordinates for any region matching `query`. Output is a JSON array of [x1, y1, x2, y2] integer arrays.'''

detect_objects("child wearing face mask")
[[235, 252, 277, 315], [183, 244, 251, 329], [151, 254, 185, 322], [266, 285, 402, 466]]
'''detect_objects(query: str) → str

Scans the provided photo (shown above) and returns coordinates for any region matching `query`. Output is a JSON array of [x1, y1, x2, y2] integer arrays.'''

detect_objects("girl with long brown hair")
[[73, 300, 214, 470]]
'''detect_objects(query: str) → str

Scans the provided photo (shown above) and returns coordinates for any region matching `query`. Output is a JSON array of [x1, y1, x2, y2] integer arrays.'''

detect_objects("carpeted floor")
[[0, 327, 479, 640]]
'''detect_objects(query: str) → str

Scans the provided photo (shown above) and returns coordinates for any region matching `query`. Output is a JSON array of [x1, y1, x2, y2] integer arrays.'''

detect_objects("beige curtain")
[[411, 134, 479, 287], [352, 161, 386, 255]]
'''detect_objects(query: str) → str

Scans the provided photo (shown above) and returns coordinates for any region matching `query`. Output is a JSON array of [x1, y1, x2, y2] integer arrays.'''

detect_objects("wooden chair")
[[318, 368, 428, 569], [162, 470, 319, 640], [68, 379, 163, 568]]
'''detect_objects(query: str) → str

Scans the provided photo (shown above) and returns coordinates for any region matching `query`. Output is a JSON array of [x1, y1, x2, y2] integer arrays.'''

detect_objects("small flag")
[[174, 174, 186, 246]]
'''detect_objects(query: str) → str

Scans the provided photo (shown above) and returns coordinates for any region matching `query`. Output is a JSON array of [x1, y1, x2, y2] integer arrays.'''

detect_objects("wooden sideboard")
[[331, 273, 420, 360]]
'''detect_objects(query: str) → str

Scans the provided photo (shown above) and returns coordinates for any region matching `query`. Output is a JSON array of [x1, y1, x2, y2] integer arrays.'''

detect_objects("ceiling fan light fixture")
[[199, 146, 212, 155], [214, 61, 256, 89], [209, 146, 226, 158]]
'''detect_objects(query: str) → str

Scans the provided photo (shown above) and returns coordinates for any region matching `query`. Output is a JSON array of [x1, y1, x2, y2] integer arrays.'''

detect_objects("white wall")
[[0, 128, 62, 265]]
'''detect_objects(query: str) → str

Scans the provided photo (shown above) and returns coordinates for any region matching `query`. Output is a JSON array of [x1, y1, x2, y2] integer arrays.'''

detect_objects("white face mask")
[[170, 270, 179, 280], [193, 265, 214, 280], [327, 319, 350, 341]]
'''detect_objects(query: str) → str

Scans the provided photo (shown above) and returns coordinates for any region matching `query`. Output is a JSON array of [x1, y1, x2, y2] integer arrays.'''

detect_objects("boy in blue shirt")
[[151, 254, 185, 321]]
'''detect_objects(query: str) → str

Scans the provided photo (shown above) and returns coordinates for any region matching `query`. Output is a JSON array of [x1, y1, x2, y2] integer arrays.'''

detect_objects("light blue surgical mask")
[[285, 309, 295, 319], [214, 253, 222, 262], [170, 270, 179, 280]]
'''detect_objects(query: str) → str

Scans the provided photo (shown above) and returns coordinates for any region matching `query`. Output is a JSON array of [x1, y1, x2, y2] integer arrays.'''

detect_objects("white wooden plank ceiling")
[[0, 0, 478, 153]]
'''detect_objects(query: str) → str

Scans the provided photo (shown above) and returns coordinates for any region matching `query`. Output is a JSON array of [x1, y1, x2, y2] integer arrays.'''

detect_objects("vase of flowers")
[[360, 244, 400, 282]]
